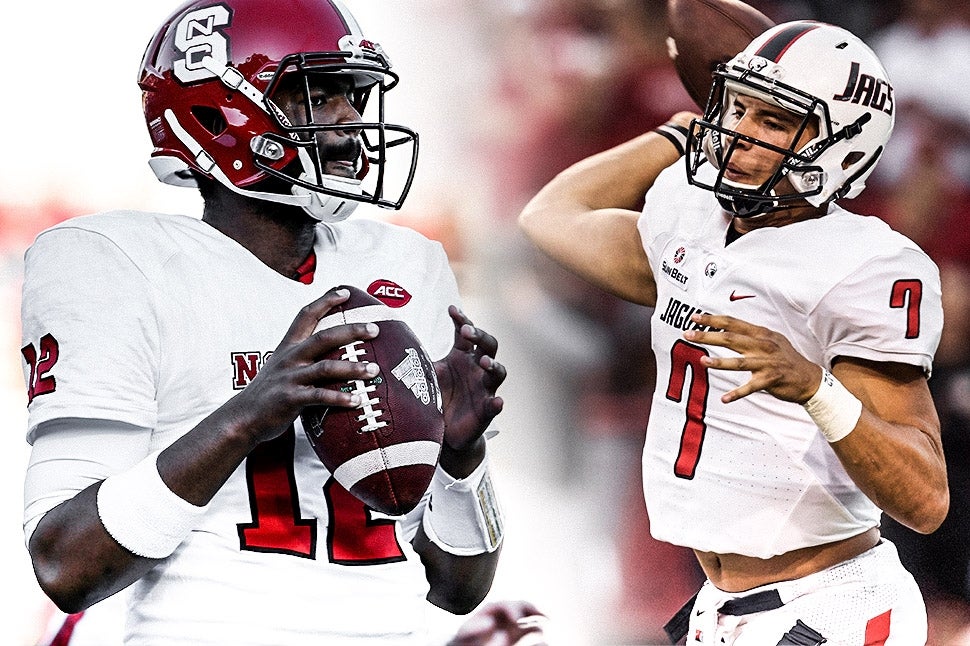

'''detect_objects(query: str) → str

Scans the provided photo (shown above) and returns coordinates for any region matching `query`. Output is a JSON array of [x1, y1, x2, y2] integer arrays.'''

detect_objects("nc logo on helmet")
[[173, 4, 231, 83], [832, 61, 894, 116]]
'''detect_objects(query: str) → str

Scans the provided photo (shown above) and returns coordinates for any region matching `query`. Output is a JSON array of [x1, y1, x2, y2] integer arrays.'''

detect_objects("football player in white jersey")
[[520, 20, 947, 645], [21, 1, 508, 644]]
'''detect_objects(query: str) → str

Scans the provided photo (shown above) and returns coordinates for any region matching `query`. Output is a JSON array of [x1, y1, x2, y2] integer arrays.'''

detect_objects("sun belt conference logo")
[[673, 247, 686, 264]]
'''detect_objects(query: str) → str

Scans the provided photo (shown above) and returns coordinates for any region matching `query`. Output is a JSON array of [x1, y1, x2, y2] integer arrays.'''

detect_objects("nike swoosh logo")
[[729, 291, 756, 301]]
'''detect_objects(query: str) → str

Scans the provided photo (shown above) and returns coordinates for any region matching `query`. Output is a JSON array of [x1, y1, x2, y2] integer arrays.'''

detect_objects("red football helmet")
[[138, 0, 418, 222]]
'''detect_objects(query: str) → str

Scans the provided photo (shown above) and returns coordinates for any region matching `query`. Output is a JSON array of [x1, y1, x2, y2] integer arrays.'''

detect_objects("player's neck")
[[732, 202, 827, 236], [202, 195, 317, 279]]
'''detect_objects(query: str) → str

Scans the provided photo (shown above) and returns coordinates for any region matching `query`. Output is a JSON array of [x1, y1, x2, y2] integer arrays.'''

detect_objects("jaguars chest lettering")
[[657, 296, 720, 333]]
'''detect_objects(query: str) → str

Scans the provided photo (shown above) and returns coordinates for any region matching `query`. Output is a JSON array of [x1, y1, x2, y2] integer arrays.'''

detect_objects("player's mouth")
[[324, 159, 357, 178], [319, 136, 362, 178], [724, 164, 751, 182]]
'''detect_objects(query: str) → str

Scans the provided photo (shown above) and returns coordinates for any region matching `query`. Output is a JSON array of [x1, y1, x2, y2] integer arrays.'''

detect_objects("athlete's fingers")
[[281, 360, 381, 409], [448, 305, 477, 353], [480, 356, 508, 392], [279, 288, 352, 345], [302, 322, 380, 359], [721, 380, 760, 403], [303, 357, 381, 384], [303, 384, 364, 408], [684, 327, 750, 351], [690, 312, 761, 334], [700, 355, 756, 372], [463, 323, 499, 361]]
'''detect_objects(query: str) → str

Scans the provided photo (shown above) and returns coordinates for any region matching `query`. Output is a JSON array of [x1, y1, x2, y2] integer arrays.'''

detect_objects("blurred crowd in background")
[[2, 0, 969, 644]]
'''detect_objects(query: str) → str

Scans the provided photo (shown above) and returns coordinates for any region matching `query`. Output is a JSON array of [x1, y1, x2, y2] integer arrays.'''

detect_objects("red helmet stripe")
[[755, 23, 820, 62]]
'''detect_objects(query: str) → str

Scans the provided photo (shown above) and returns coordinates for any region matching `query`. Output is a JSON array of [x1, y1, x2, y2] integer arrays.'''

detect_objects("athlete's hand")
[[447, 600, 547, 646], [434, 307, 506, 478], [684, 313, 823, 404], [225, 287, 382, 444]]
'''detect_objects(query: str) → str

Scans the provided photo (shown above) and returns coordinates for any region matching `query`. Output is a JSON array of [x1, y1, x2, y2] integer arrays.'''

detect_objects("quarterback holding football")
[[21, 1, 507, 644]]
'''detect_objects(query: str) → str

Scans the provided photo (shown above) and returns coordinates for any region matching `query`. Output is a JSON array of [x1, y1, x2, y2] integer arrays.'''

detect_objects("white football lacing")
[[341, 341, 387, 433]]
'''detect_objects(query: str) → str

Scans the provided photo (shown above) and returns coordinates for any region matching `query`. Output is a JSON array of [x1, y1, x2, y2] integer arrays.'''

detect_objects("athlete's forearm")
[[29, 482, 160, 613], [829, 361, 948, 534], [517, 128, 684, 306], [28, 403, 259, 613], [831, 411, 947, 533], [413, 525, 501, 615]]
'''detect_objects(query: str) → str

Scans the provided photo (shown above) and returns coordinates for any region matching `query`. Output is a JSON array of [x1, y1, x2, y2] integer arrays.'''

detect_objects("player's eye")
[[307, 78, 355, 107]]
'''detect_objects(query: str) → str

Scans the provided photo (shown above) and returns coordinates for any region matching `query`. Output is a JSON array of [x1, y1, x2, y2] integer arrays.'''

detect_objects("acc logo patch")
[[368, 279, 411, 307]]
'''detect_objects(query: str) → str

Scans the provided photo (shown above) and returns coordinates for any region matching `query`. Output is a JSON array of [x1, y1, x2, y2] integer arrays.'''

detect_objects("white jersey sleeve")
[[808, 245, 941, 372], [21, 223, 160, 441], [23, 419, 150, 543]]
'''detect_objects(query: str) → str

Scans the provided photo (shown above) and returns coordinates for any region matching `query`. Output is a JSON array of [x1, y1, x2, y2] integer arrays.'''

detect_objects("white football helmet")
[[686, 21, 895, 217]]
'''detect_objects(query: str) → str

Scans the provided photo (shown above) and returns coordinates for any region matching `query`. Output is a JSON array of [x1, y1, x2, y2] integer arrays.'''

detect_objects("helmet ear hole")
[[190, 106, 228, 136], [842, 151, 865, 169]]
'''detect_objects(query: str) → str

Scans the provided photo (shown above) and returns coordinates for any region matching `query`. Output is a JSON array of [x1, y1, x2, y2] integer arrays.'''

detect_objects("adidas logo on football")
[[391, 348, 432, 404]]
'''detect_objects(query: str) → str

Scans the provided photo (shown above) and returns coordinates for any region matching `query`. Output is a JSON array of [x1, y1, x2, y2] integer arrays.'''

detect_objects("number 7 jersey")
[[637, 164, 943, 559]]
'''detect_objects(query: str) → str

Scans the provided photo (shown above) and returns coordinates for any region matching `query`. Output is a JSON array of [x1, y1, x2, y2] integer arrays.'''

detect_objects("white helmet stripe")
[[330, 0, 365, 37]]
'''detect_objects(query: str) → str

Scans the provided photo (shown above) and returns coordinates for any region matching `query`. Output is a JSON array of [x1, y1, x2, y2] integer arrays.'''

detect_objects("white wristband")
[[803, 369, 863, 443], [97, 451, 209, 558], [422, 455, 504, 556]]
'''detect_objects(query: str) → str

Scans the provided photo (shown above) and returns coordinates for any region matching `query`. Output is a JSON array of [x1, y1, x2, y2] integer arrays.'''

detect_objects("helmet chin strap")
[[291, 148, 362, 222], [717, 193, 776, 218], [715, 174, 781, 218], [163, 109, 361, 223]]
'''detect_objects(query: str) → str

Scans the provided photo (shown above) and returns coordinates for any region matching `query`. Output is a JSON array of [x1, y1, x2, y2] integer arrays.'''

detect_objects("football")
[[666, 0, 775, 108], [301, 285, 444, 516]]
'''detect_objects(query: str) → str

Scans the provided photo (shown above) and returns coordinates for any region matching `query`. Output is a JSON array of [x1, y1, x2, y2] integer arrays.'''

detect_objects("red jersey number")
[[890, 279, 922, 339], [666, 340, 711, 479], [238, 427, 406, 563], [22, 333, 59, 404]]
